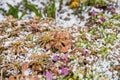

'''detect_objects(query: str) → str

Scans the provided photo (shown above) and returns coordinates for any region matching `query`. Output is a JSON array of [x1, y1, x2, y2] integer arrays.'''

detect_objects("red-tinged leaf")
[[22, 62, 29, 75], [21, 48, 27, 54], [35, 65, 41, 70], [61, 46, 69, 53], [46, 43, 51, 49], [53, 67, 59, 74], [35, 32, 41, 37], [9, 75, 15, 80], [28, 75, 39, 80], [54, 42, 61, 49], [50, 40, 55, 46], [59, 33, 65, 39]]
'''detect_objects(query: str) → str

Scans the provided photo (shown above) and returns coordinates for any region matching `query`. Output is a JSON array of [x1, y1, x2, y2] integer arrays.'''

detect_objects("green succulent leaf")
[[44, 1, 56, 18], [26, 4, 39, 15], [24, 0, 42, 17], [7, 3, 19, 18]]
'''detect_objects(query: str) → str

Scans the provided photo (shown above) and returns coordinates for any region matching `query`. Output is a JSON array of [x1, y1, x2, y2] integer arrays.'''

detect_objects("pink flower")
[[100, 17, 105, 22], [46, 71, 53, 80], [61, 54, 69, 63], [85, 50, 88, 54], [61, 67, 69, 76], [52, 55, 59, 62], [85, 50, 89, 56], [111, 9, 116, 14], [90, 10, 97, 16], [109, 6, 116, 14]]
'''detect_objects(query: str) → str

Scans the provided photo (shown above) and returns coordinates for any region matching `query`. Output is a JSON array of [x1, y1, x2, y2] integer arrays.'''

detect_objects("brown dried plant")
[[37, 31, 72, 53], [2, 16, 18, 28], [8, 75, 15, 80], [9, 39, 27, 54], [0, 24, 5, 35], [28, 53, 52, 73], [0, 45, 6, 53], [8, 26, 25, 37]]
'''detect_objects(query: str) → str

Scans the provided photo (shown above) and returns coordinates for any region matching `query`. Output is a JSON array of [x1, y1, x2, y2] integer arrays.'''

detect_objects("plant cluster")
[[0, 0, 120, 80], [37, 31, 72, 53], [0, 0, 56, 19]]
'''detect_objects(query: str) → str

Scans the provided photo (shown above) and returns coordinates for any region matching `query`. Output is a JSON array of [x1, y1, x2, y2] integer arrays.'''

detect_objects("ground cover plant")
[[0, 0, 120, 80]]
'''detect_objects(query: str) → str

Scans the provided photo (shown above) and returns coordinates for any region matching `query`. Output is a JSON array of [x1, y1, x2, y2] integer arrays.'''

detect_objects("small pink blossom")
[[111, 9, 116, 14], [85, 50, 88, 54], [46, 71, 53, 80], [61, 54, 69, 63], [100, 17, 105, 22], [85, 50, 89, 56], [109, 6, 116, 14], [61, 67, 69, 76], [90, 10, 97, 16], [52, 55, 59, 62]]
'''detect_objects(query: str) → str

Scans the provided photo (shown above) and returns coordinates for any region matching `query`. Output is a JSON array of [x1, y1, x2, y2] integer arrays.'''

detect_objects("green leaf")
[[69, 78, 74, 80], [44, 1, 56, 18], [69, 56, 75, 60], [58, 0, 63, 11], [23, 0, 28, 5], [7, 3, 14, 8], [38, 9, 42, 17], [26, 4, 39, 15], [7, 3, 19, 18], [79, 4, 83, 11], [100, 46, 108, 56], [111, 14, 120, 20], [24, 0, 42, 17], [109, 40, 114, 45], [26, 34, 34, 41], [0, 8, 7, 15], [63, 75, 71, 80], [98, 0, 105, 7], [78, 43, 82, 47], [79, 30, 83, 34], [73, 74, 78, 79], [19, 11, 26, 19]]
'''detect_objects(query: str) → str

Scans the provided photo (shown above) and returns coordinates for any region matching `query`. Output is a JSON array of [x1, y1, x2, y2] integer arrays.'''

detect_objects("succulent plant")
[[9, 40, 27, 54], [37, 31, 72, 53]]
